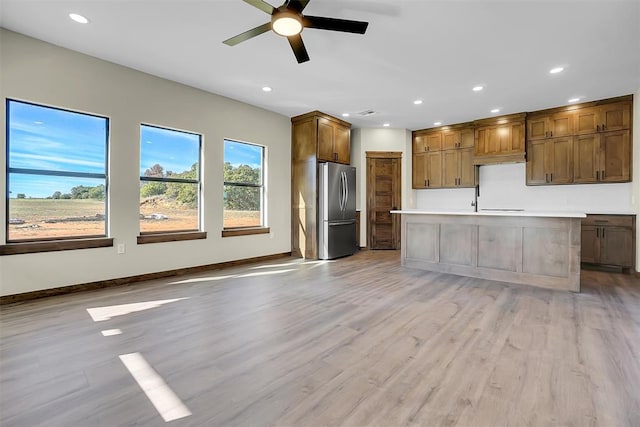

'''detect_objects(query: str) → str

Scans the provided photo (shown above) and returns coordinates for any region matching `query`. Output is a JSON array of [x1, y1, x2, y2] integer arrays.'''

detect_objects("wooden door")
[[600, 226, 633, 267], [334, 125, 350, 164], [526, 140, 548, 185], [442, 150, 459, 187], [573, 134, 599, 183], [548, 137, 573, 184], [580, 225, 599, 263], [367, 152, 402, 250], [458, 148, 475, 187], [412, 153, 426, 188], [317, 118, 335, 162], [600, 130, 630, 182]]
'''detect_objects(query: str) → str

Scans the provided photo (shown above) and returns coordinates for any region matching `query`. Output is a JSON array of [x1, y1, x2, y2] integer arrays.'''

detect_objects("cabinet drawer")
[[582, 215, 634, 228]]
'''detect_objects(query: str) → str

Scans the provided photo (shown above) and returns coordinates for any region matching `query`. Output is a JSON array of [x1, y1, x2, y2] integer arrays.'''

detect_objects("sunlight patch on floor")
[[86, 297, 189, 322]]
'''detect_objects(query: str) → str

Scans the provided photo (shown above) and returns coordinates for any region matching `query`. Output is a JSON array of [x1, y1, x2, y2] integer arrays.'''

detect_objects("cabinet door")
[[600, 130, 630, 182], [317, 118, 335, 162], [580, 225, 598, 263], [334, 125, 350, 164], [600, 226, 633, 267], [442, 150, 459, 187], [550, 111, 574, 138], [475, 127, 490, 156], [509, 122, 525, 153], [573, 134, 599, 183], [413, 134, 426, 152], [548, 137, 573, 184], [412, 154, 427, 189], [527, 116, 550, 140], [425, 132, 443, 151], [600, 102, 631, 132], [426, 152, 442, 188], [442, 129, 459, 150], [526, 140, 548, 185], [575, 107, 599, 135], [459, 128, 475, 149], [458, 148, 475, 187]]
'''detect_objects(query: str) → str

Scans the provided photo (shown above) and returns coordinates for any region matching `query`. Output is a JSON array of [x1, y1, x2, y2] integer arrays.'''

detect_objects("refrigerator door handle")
[[344, 171, 349, 210], [340, 171, 347, 212]]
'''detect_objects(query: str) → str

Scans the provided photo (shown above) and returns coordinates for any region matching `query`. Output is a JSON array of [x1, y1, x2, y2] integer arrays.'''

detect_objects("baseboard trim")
[[0, 252, 292, 305]]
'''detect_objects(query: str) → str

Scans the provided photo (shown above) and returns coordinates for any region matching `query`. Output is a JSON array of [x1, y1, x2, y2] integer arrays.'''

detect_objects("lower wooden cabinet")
[[581, 214, 635, 273]]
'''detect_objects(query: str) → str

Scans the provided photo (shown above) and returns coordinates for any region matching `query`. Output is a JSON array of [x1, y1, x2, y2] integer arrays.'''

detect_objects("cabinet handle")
[[545, 173, 548, 183], [596, 125, 600, 132], [424, 179, 427, 187], [596, 171, 600, 180], [602, 124, 606, 131], [427, 179, 430, 187], [550, 173, 553, 182], [550, 131, 553, 137], [601, 170, 605, 179], [602, 228, 605, 238], [597, 228, 600, 238]]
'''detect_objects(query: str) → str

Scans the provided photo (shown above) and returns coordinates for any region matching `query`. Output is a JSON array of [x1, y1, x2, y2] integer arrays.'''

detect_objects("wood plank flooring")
[[1, 250, 639, 426]]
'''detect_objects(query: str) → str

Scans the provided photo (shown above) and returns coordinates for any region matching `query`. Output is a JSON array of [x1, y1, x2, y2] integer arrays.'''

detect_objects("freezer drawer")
[[319, 220, 357, 260]]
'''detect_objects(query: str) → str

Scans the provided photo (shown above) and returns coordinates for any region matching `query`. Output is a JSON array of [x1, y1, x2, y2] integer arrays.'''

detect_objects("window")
[[6, 100, 109, 242], [223, 140, 265, 229], [139, 125, 201, 234]]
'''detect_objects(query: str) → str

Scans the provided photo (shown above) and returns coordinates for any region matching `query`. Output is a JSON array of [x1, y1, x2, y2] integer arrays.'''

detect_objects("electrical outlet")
[[117, 244, 125, 254]]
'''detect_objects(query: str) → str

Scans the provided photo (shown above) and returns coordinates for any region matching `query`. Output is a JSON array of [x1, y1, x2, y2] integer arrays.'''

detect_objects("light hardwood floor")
[[1, 250, 639, 426]]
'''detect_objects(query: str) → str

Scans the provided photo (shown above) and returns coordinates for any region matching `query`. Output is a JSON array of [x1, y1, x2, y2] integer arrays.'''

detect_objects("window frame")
[[138, 123, 203, 240], [222, 139, 267, 234], [4, 98, 110, 246]]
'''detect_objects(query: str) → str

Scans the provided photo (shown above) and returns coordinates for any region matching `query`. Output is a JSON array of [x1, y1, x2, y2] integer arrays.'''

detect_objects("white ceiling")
[[1, 0, 639, 130]]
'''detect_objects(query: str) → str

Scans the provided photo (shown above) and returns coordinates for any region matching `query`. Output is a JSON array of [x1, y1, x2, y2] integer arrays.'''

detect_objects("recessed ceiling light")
[[69, 13, 89, 24], [413, 100, 423, 105], [472, 85, 484, 92], [568, 97, 581, 103], [434, 121, 442, 126], [549, 67, 564, 74], [490, 108, 500, 113], [383, 123, 390, 127], [341, 113, 350, 117], [262, 86, 272, 92]]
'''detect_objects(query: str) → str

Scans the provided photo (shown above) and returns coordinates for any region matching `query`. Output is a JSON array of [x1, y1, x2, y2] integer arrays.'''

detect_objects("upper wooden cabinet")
[[413, 130, 442, 152], [526, 95, 632, 185], [443, 148, 476, 188], [575, 101, 631, 135], [527, 111, 574, 140], [473, 113, 526, 165], [413, 152, 442, 189], [442, 125, 474, 150], [315, 116, 351, 164], [526, 137, 573, 185]]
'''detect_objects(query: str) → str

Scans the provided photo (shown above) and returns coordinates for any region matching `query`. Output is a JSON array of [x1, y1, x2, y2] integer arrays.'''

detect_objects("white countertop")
[[390, 209, 587, 218]]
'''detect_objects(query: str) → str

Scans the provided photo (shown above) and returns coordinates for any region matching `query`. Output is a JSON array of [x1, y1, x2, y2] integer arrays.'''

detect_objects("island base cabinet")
[[399, 213, 582, 292]]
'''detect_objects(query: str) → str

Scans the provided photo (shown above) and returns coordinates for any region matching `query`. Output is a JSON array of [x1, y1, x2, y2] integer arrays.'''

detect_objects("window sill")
[[137, 231, 207, 245], [222, 227, 270, 238], [0, 237, 114, 256]]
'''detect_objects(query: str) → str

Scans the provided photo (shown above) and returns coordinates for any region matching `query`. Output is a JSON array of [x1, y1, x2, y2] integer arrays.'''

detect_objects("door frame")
[[366, 151, 402, 249]]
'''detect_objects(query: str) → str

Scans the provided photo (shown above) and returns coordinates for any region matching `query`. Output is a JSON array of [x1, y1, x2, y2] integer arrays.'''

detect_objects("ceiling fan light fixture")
[[272, 12, 303, 37]]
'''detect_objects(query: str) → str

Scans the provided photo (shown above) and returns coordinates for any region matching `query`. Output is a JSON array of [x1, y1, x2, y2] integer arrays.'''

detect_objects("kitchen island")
[[391, 210, 586, 292]]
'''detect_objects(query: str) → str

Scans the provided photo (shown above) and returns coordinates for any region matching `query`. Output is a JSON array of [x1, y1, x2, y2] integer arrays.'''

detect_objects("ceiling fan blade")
[[285, 0, 311, 13], [242, 0, 276, 15], [223, 22, 272, 46], [287, 34, 310, 63], [302, 15, 369, 34]]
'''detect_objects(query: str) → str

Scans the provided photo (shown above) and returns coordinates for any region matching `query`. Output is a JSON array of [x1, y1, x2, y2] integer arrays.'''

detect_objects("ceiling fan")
[[223, 0, 369, 63]]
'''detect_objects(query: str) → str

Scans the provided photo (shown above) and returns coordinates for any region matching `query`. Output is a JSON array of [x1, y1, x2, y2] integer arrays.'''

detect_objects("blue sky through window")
[[7, 100, 107, 198], [140, 125, 200, 177], [224, 140, 262, 169]]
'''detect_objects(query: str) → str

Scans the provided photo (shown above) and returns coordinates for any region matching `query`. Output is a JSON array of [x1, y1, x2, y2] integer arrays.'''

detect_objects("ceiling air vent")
[[356, 110, 377, 116]]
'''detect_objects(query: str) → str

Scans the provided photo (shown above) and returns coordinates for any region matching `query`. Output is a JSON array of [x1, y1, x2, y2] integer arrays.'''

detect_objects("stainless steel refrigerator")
[[318, 162, 357, 260]]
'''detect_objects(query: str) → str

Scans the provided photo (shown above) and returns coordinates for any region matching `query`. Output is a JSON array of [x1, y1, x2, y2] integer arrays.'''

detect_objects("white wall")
[[634, 88, 640, 271], [0, 30, 292, 296], [351, 128, 413, 246]]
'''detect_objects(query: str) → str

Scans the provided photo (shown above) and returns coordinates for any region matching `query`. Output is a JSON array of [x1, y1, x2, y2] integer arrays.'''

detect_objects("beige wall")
[[0, 30, 292, 296]]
